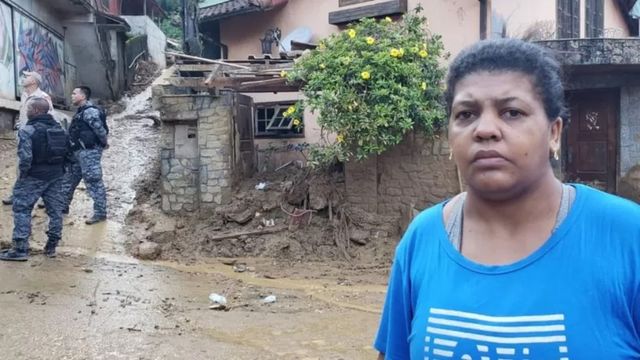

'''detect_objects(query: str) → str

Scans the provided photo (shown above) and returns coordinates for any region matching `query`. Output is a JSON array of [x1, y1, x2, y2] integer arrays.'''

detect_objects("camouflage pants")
[[62, 149, 107, 218], [12, 176, 65, 251]]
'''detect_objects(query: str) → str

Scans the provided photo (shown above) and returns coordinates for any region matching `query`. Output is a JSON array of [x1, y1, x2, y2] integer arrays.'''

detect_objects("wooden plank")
[[168, 78, 207, 88], [165, 51, 251, 69], [238, 78, 287, 89], [205, 77, 244, 89], [206, 226, 287, 242], [175, 64, 220, 72], [339, 0, 373, 7], [329, 0, 407, 25]]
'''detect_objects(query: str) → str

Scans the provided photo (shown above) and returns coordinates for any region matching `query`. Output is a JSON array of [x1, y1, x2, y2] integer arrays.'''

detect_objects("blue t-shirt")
[[375, 185, 640, 359]]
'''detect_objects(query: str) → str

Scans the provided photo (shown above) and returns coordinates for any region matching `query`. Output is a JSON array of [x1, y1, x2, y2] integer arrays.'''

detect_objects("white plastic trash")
[[209, 293, 227, 306], [262, 295, 277, 304], [255, 182, 267, 190]]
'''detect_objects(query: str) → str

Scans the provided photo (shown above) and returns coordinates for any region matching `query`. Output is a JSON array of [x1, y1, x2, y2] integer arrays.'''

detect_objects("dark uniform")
[[62, 101, 108, 223], [0, 113, 68, 261]]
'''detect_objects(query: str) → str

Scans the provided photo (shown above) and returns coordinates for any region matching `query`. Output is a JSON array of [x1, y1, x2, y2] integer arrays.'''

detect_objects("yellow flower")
[[361, 71, 371, 80], [384, 16, 393, 23], [348, 29, 357, 38], [293, 119, 301, 126], [419, 49, 428, 58], [286, 105, 296, 115], [318, 41, 326, 50], [336, 134, 345, 143], [320, 63, 326, 69], [422, 43, 428, 49], [366, 37, 375, 45], [280, 70, 288, 78], [421, 82, 427, 91], [390, 48, 401, 58], [399, 48, 405, 57]]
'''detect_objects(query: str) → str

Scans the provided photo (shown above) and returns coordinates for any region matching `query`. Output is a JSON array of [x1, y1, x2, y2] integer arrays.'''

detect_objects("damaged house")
[[154, 0, 640, 220]]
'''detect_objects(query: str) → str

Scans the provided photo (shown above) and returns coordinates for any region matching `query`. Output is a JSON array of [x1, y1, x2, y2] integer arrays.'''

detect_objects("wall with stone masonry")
[[156, 91, 236, 212], [537, 39, 640, 67], [346, 131, 459, 218]]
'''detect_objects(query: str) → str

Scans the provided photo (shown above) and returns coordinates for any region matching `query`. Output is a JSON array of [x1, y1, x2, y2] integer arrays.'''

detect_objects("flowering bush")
[[287, 7, 448, 168]]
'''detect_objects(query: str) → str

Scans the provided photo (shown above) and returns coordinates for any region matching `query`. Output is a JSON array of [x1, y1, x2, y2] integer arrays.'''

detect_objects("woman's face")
[[448, 71, 562, 200]]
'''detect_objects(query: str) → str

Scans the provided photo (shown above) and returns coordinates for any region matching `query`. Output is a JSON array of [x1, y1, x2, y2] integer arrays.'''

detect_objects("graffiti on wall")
[[0, 2, 15, 100], [13, 11, 64, 100]]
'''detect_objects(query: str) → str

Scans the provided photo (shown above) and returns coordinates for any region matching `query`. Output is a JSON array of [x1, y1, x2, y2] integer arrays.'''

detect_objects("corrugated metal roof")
[[199, 0, 262, 22]]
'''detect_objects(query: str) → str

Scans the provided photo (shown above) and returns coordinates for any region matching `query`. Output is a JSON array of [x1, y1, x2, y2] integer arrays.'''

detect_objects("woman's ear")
[[549, 117, 563, 152]]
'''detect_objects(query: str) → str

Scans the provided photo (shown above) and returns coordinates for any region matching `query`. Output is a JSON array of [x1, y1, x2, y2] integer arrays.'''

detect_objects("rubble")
[[135, 242, 162, 260], [349, 228, 370, 246], [225, 208, 254, 225]]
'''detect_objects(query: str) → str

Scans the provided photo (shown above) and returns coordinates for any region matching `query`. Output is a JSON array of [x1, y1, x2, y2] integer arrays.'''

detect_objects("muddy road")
[[0, 90, 388, 359]]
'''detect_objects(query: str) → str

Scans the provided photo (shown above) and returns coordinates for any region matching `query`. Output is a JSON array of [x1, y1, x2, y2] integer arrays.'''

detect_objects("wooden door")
[[234, 93, 255, 178], [566, 89, 618, 192]]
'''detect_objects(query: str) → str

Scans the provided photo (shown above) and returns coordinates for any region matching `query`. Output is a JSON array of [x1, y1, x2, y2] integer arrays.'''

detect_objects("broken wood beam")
[[206, 226, 287, 242], [175, 64, 220, 72], [165, 51, 251, 70]]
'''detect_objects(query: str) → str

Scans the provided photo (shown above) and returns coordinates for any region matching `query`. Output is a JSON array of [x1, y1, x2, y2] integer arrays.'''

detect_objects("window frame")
[[557, 0, 581, 39], [585, 0, 604, 38], [254, 101, 305, 139]]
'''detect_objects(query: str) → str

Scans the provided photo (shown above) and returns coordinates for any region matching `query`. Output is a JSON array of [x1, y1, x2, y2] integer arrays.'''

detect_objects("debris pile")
[[127, 165, 398, 263]]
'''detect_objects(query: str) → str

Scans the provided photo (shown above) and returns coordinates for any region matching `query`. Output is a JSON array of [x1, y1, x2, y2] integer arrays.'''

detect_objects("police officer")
[[2, 71, 54, 206], [62, 86, 108, 225], [0, 98, 68, 261]]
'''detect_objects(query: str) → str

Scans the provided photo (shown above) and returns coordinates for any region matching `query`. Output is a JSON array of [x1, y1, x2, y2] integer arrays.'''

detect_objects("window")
[[585, 0, 604, 37], [254, 103, 304, 138], [557, 0, 580, 39]]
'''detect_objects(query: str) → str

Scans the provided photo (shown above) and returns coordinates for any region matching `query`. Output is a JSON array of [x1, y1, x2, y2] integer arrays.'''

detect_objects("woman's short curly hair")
[[445, 38, 566, 121]]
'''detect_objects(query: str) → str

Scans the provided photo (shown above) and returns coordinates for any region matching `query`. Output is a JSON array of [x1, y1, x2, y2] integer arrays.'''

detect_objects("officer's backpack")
[[32, 123, 69, 165]]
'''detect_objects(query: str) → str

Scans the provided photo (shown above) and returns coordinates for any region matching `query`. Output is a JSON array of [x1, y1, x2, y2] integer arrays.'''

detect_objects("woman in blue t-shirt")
[[375, 39, 640, 359]]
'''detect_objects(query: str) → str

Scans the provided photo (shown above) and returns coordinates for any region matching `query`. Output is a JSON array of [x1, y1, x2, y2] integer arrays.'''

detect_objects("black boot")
[[0, 239, 28, 261], [85, 215, 107, 225], [44, 238, 59, 258]]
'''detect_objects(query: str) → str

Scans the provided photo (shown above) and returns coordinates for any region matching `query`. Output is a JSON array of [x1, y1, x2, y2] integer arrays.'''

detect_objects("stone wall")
[[537, 39, 640, 66], [156, 91, 235, 212], [345, 131, 459, 217]]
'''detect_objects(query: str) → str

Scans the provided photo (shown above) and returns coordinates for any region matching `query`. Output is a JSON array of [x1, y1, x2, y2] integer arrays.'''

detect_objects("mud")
[[0, 83, 391, 358], [128, 166, 399, 264]]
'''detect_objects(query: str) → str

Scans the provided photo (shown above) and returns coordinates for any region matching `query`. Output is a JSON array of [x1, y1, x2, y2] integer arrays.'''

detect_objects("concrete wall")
[[219, 0, 480, 61], [156, 91, 235, 212], [12, 0, 66, 34], [65, 22, 108, 98], [620, 86, 640, 176], [65, 22, 126, 100], [346, 131, 458, 216], [122, 15, 167, 68], [604, 0, 630, 37]]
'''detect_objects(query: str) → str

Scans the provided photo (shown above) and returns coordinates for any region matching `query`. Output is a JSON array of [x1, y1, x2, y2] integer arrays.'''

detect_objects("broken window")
[[255, 103, 304, 138]]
